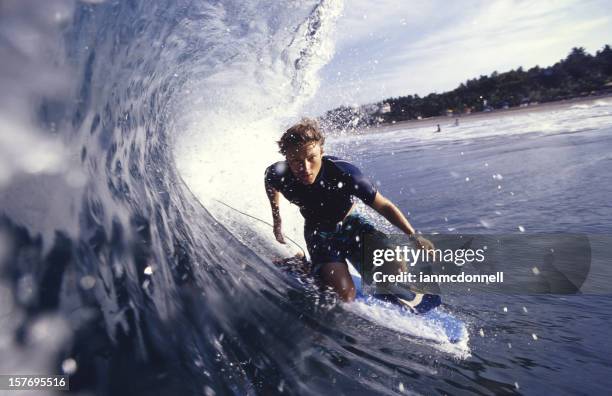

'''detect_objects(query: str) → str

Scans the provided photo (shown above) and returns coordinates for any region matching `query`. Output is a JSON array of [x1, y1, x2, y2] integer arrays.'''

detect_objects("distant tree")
[[596, 45, 612, 77], [319, 44, 612, 128]]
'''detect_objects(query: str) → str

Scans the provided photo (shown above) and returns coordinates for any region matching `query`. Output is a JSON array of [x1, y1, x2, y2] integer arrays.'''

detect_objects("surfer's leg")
[[346, 223, 407, 288], [304, 225, 357, 301], [316, 261, 356, 302]]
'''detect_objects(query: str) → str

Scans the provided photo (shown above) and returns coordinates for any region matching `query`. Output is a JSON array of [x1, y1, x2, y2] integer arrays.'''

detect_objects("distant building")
[[380, 103, 391, 114]]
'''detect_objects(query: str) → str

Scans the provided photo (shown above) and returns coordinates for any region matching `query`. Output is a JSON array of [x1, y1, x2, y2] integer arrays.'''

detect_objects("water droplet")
[[479, 219, 491, 228], [17, 275, 35, 304], [62, 358, 77, 374], [79, 276, 96, 290]]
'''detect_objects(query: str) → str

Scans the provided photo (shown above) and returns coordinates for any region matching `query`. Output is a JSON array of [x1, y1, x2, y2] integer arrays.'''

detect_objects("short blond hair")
[[277, 118, 325, 155]]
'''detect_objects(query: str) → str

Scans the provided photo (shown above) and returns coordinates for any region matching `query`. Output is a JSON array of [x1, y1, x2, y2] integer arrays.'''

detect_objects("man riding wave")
[[265, 118, 437, 308]]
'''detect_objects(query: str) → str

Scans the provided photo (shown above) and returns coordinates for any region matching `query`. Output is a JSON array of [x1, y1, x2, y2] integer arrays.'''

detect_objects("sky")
[[304, 0, 612, 115]]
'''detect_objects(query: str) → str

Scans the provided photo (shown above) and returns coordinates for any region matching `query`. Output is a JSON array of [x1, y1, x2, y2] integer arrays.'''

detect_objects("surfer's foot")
[[401, 293, 441, 314], [373, 292, 442, 314]]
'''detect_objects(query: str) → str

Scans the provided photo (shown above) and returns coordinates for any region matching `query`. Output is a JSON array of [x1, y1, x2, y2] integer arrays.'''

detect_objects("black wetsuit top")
[[264, 156, 378, 230]]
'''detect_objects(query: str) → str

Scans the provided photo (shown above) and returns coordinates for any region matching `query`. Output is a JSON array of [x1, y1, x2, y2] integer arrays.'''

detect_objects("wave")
[[0, 0, 347, 394], [0, 1, 474, 395], [570, 99, 612, 109]]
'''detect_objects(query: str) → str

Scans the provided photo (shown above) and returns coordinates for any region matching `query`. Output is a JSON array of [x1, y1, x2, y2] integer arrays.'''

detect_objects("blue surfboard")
[[350, 271, 468, 345]]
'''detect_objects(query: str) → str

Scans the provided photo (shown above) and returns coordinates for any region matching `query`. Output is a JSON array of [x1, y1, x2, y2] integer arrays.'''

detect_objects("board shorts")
[[304, 212, 443, 313], [304, 212, 388, 277]]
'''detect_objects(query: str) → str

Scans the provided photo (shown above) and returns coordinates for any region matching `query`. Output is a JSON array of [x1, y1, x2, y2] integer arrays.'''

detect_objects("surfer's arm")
[[370, 192, 434, 250], [265, 181, 285, 244], [371, 192, 416, 235]]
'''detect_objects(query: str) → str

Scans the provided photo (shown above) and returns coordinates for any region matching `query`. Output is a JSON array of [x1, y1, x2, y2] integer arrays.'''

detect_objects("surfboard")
[[349, 267, 468, 345], [277, 255, 469, 346], [204, 201, 469, 349]]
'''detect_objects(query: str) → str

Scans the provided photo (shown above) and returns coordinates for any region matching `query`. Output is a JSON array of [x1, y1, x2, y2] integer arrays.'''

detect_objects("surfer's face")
[[285, 142, 323, 185]]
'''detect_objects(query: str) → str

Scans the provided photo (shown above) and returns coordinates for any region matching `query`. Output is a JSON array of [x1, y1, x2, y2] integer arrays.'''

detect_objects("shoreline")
[[354, 93, 612, 134]]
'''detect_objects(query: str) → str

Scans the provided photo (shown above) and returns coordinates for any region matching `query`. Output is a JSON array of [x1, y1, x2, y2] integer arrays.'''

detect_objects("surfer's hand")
[[273, 223, 286, 244]]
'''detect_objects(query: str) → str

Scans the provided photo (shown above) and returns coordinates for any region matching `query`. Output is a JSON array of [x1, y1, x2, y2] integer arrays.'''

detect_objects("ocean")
[[1, 1, 611, 395]]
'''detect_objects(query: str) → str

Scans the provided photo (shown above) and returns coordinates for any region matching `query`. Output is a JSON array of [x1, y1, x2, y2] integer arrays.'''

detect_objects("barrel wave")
[[6, 1, 612, 395], [0, 1, 365, 394]]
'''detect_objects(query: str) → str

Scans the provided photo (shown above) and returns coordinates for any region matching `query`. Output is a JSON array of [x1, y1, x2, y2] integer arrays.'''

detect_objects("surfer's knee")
[[329, 278, 355, 302], [338, 282, 356, 302]]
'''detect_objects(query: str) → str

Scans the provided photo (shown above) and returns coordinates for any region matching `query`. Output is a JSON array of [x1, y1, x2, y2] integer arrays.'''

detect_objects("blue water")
[[329, 115, 612, 394], [1, 0, 612, 394], [357, 128, 612, 234]]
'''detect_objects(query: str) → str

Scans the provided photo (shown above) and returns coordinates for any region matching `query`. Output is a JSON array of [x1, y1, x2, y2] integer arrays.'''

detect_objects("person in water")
[[264, 118, 435, 303]]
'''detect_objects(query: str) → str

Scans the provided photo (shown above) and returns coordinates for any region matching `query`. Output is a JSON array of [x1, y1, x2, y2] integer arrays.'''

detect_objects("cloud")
[[305, 0, 612, 114]]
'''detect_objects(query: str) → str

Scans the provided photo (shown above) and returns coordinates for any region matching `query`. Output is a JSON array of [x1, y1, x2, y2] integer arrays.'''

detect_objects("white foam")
[[174, 1, 344, 251], [329, 99, 612, 148], [346, 265, 470, 358], [345, 297, 471, 359]]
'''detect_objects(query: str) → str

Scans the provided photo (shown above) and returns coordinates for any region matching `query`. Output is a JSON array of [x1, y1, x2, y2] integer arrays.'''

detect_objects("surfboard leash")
[[212, 198, 307, 258]]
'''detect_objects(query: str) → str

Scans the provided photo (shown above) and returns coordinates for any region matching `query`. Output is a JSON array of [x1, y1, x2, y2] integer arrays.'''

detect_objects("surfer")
[[264, 118, 434, 303]]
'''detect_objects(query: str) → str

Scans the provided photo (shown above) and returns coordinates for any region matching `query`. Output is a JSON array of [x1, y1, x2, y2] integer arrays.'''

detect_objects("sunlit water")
[[326, 100, 612, 394]]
